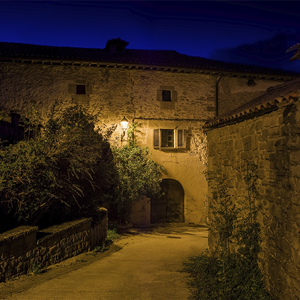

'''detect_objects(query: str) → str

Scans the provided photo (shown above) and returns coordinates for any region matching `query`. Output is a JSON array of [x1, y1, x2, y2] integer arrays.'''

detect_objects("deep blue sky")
[[1, 1, 300, 71]]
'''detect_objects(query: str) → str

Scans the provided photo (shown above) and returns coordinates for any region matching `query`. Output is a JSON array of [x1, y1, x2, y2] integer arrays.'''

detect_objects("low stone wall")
[[206, 101, 300, 300], [0, 209, 108, 282]]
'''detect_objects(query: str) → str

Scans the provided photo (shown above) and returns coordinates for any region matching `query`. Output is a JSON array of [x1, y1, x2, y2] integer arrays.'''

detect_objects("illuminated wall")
[[206, 98, 300, 299], [0, 62, 288, 224]]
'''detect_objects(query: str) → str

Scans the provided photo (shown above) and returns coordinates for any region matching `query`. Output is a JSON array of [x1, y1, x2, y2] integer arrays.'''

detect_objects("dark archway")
[[151, 179, 184, 223]]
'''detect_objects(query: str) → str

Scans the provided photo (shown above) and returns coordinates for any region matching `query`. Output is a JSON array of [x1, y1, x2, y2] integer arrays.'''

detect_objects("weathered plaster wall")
[[206, 100, 300, 300], [0, 62, 286, 224]]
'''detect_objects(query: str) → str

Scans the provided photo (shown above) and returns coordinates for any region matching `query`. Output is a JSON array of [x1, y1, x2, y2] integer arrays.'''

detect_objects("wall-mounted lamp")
[[120, 116, 129, 141]]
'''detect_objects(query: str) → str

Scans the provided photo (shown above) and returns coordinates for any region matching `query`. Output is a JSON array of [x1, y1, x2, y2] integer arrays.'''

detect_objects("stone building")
[[0, 38, 299, 225], [204, 78, 300, 300]]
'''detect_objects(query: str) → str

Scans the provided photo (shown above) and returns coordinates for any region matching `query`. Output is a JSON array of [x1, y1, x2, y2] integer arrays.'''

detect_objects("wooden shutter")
[[153, 129, 160, 148], [177, 129, 186, 148]]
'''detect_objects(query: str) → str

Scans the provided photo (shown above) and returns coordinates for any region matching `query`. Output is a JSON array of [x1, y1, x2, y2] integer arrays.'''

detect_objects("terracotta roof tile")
[[0, 41, 300, 78], [204, 77, 300, 129]]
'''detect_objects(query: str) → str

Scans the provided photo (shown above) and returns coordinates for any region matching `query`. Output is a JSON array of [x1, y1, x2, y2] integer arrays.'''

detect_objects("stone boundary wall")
[[0, 209, 108, 282], [206, 101, 300, 300]]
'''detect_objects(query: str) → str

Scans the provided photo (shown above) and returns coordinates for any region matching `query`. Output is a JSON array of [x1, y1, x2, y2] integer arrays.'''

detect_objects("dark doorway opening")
[[151, 179, 184, 223]]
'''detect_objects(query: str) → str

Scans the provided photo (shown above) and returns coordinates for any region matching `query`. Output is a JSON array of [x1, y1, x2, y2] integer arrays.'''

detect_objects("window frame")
[[157, 86, 177, 109], [68, 80, 92, 96], [153, 128, 186, 149]]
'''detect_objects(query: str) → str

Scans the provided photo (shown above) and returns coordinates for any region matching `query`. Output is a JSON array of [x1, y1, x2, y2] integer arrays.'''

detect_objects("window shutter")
[[177, 129, 186, 148], [68, 84, 76, 94], [153, 129, 160, 148]]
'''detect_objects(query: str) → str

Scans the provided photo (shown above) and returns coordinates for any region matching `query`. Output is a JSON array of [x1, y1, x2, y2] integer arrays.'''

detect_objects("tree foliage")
[[0, 108, 165, 231], [111, 123, 165, 224], [0, 105, 118, 231], [287, 42, 300, 61]]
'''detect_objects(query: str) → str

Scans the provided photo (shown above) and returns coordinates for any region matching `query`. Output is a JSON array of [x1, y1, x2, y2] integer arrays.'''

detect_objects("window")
[[68, 81, 92, 96], [157, 86, 177, 109], [153, 129, 186, 149], [76, 84, 86, 94], [161, 129, 174, 147], [162, 90, 172, 102]]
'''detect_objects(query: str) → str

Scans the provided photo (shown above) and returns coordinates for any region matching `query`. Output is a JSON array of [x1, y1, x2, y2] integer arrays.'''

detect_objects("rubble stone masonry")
[[0, 210, 108, 282], [0, 62, 285, 224], [206, 100, 300, 300]]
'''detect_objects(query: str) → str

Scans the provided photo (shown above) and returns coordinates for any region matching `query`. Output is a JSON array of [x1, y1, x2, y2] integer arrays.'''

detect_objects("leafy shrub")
[[111, 123, 165, 224], [106, 228, 121, 241], [93, 228, 121, 253], [0, 105, 118, 230]]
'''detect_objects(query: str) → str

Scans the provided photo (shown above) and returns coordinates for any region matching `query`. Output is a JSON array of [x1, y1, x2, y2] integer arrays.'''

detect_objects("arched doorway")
[[151, 179, 184, 223]]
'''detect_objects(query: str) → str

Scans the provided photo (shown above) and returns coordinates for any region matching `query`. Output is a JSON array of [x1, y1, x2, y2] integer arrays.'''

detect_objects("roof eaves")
[[203, 93, 299, 131]]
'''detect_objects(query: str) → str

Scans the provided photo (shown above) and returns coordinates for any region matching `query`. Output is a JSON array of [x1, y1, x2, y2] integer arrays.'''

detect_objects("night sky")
[[1, 1, 300, 72]]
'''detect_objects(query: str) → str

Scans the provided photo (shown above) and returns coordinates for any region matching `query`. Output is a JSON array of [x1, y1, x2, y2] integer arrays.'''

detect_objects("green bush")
[[111, 123, 165, 224], [93, 228, 121, 253], [0, 105, 118, 230]]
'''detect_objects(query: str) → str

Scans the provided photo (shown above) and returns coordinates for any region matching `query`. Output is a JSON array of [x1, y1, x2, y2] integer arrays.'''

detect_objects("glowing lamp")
[[120, 116, 129, 131]]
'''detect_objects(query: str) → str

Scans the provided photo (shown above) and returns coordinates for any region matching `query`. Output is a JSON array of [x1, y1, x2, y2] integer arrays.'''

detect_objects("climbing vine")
[[183, 161, 273, 300]]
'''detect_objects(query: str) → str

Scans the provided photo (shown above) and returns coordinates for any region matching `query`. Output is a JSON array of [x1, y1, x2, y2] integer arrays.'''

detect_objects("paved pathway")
[[1, 224, 208, 300]]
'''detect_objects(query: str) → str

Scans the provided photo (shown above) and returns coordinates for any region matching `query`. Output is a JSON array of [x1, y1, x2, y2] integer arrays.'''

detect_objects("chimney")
[[105, 38, 129, 53]]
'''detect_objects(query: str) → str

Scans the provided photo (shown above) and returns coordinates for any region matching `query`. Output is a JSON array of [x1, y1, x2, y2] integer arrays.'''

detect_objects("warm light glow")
[[120, 116, 129, 131]]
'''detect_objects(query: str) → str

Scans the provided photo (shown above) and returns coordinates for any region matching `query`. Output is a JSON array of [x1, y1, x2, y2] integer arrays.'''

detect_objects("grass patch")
[[93, 229, 121, 253], [28, 263, 42, 274]]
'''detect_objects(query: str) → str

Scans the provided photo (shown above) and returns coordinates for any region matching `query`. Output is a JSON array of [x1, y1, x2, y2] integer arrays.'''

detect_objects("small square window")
[[162, 90, 172, 102], [76, 85, 86, 94]]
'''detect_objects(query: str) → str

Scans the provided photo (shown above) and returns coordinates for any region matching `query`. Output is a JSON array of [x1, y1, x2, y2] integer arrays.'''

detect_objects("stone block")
[[291, 165, 300, 178], [241, 151, 253, 160], [290, 151, 300, 165], [243, 136, 253, 151], [255, 119, 263, 132], [16, 263, 24, 273], [261, 128, 269, 141], [266, 140, 275, 152], [287, 133, 300, 150]]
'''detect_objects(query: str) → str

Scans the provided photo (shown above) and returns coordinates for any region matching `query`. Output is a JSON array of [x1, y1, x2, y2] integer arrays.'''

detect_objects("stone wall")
[[206, 100, 300, 300], [0, 211, 108, 282], [0, 61, 286, 224], [217, 76, 282, 116]]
